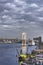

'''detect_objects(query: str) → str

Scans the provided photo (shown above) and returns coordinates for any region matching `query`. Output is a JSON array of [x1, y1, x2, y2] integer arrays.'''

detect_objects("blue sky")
[[0, 0, 43, 40]]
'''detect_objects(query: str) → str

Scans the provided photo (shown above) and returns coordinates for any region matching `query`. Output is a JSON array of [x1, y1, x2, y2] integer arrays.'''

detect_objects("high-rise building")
[[22, 32, 27, 54], [33, 36, 41, 48]]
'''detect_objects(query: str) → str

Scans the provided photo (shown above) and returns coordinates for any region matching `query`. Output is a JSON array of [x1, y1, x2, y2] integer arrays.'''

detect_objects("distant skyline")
[[0, 0, 43, 40]]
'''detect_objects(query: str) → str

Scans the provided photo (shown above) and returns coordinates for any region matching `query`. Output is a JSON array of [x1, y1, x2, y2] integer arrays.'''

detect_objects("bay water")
[[0, 43, 37, 65]]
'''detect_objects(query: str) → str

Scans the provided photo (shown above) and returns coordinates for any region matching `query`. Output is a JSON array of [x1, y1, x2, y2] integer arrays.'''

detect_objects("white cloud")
[[14, 0, 26, 5], [30, 3, 39, 8], [2, 15, 8, 18], [5, 3, 16, 9], [1, 25, 14, 30], [4, 9, 9, 13], [14, 0, 19, 3], [37, 7, 43, 12], [20, 10, 25, 14], [2, 15, 11, 20], [0, 25, 10, 30], [20, 19, 25, 21], [5, 3, 11, 6], [29, 22, 38, 28], [30, 22, 36, 25], [3, 25, 9, 28], [26, 12, 32, 15], [4, 10, 9, 13], [0, 24, 22, 30], [38, 17, 43, 20]]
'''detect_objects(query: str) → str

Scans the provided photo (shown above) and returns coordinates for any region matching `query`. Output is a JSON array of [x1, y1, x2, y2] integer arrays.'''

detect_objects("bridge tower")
[[22, 32, 27, 54]]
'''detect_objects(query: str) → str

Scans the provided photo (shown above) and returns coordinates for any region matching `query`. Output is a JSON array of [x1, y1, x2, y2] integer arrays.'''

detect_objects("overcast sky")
[[0, 0, 43, 40]]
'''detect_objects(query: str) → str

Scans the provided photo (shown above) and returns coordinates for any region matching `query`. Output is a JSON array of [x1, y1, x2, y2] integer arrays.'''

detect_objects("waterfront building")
[[39, 42, 43, 49], [33, 36, 41, 48], [22, 32, 27, 54]]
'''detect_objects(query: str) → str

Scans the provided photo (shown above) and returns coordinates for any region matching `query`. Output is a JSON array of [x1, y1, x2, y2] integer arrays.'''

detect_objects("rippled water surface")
[[0, 43, 37, 65]]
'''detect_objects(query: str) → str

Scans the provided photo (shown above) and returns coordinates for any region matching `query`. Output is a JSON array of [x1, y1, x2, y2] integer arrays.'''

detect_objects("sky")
[[0, 0, 43, 40]]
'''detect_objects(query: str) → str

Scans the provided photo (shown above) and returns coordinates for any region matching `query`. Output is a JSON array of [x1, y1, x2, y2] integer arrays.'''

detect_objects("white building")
[[22, 32, 27, 54]]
